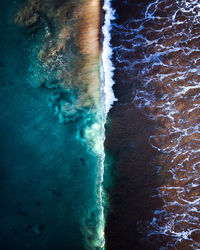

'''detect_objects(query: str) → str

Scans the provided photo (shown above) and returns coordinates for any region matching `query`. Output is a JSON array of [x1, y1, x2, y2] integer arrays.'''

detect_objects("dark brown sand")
[[104, 102, 165, 250], [105, 0, 200, 249], [104, 1, 166, 249]]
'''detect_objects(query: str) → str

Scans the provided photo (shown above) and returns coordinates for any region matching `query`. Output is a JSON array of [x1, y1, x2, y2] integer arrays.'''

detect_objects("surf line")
[[102, 0, 117, 115], [99, 0, 117, 249]]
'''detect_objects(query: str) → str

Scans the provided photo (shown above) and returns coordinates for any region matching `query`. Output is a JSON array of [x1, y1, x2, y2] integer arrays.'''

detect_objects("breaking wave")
[[102, 0, 117, 115]]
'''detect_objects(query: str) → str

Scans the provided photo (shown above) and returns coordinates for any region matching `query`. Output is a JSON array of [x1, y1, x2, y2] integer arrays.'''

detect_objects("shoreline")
[[103, 1, 166, 249]]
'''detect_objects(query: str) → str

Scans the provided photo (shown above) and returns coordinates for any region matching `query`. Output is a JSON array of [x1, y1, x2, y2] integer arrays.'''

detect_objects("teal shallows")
[[102, 148, 118, 216], [0, 0, 104, 249]]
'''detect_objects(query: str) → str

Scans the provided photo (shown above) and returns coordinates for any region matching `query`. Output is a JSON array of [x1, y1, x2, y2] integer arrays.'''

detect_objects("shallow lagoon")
[[0, 0, 103, 249]]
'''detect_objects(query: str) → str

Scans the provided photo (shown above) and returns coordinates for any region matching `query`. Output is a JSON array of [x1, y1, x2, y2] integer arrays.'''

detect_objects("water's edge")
[[101, 0, 117, 249]]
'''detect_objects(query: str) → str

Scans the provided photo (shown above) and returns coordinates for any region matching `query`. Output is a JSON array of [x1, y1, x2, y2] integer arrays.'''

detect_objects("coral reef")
[[15, 0, 101, 109]]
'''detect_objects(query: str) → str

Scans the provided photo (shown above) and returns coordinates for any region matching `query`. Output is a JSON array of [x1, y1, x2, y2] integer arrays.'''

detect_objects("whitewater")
[[98, 0, 117, 249], [110, 0, 200, 248]]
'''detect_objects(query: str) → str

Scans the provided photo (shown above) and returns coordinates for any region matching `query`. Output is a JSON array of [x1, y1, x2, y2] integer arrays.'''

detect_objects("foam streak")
[[102, 0, 117, 115]]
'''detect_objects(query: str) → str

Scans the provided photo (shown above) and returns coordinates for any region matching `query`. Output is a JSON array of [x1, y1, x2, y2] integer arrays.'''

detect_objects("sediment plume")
[[15, 0, 105, 249], [76, 0, 102, 108], [15, 0, 101, 109]]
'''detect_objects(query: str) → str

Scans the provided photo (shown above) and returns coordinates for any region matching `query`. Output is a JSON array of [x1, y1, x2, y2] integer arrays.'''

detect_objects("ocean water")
[[0, 0, 105, 249], [4, 0, 200, 249], [105, 0, 200, 249]]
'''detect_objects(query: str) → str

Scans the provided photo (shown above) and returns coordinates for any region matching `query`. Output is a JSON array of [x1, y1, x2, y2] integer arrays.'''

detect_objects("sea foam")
[[102, 0, 117, 115]]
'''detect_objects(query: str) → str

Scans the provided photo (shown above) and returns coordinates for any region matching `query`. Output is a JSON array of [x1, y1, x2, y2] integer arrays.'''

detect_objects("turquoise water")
[[0, 1, 104, 249]]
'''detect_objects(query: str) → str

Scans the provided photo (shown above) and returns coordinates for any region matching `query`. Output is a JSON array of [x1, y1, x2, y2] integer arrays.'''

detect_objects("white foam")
[[92, 2, 118, 249], [102, 0, 118, 115], [111, 0, 200, 247]]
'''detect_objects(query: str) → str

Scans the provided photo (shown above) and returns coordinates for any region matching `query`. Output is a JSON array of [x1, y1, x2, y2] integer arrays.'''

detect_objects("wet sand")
[[104, 87, 164, 250], [104, 2, 163, 249], [104, 0, 200, 249]]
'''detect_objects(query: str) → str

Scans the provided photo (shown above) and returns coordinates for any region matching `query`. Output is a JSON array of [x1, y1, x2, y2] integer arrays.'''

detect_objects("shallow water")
[[0, 0, 104, 249], [105, 0, 200, 249]]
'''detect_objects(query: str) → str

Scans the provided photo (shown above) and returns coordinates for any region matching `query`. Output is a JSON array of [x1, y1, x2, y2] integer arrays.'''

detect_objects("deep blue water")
[[0, 1, 102, 249]]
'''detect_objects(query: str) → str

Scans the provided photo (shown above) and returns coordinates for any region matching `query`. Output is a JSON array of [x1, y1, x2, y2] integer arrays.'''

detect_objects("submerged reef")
[[15, 0, 101, 110], [14, 0, 105, 249]]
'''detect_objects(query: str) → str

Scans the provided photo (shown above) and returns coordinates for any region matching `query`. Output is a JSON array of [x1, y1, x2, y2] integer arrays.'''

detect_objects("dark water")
[[105, 0, 200, 249], [0, 0, 104, 249]]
